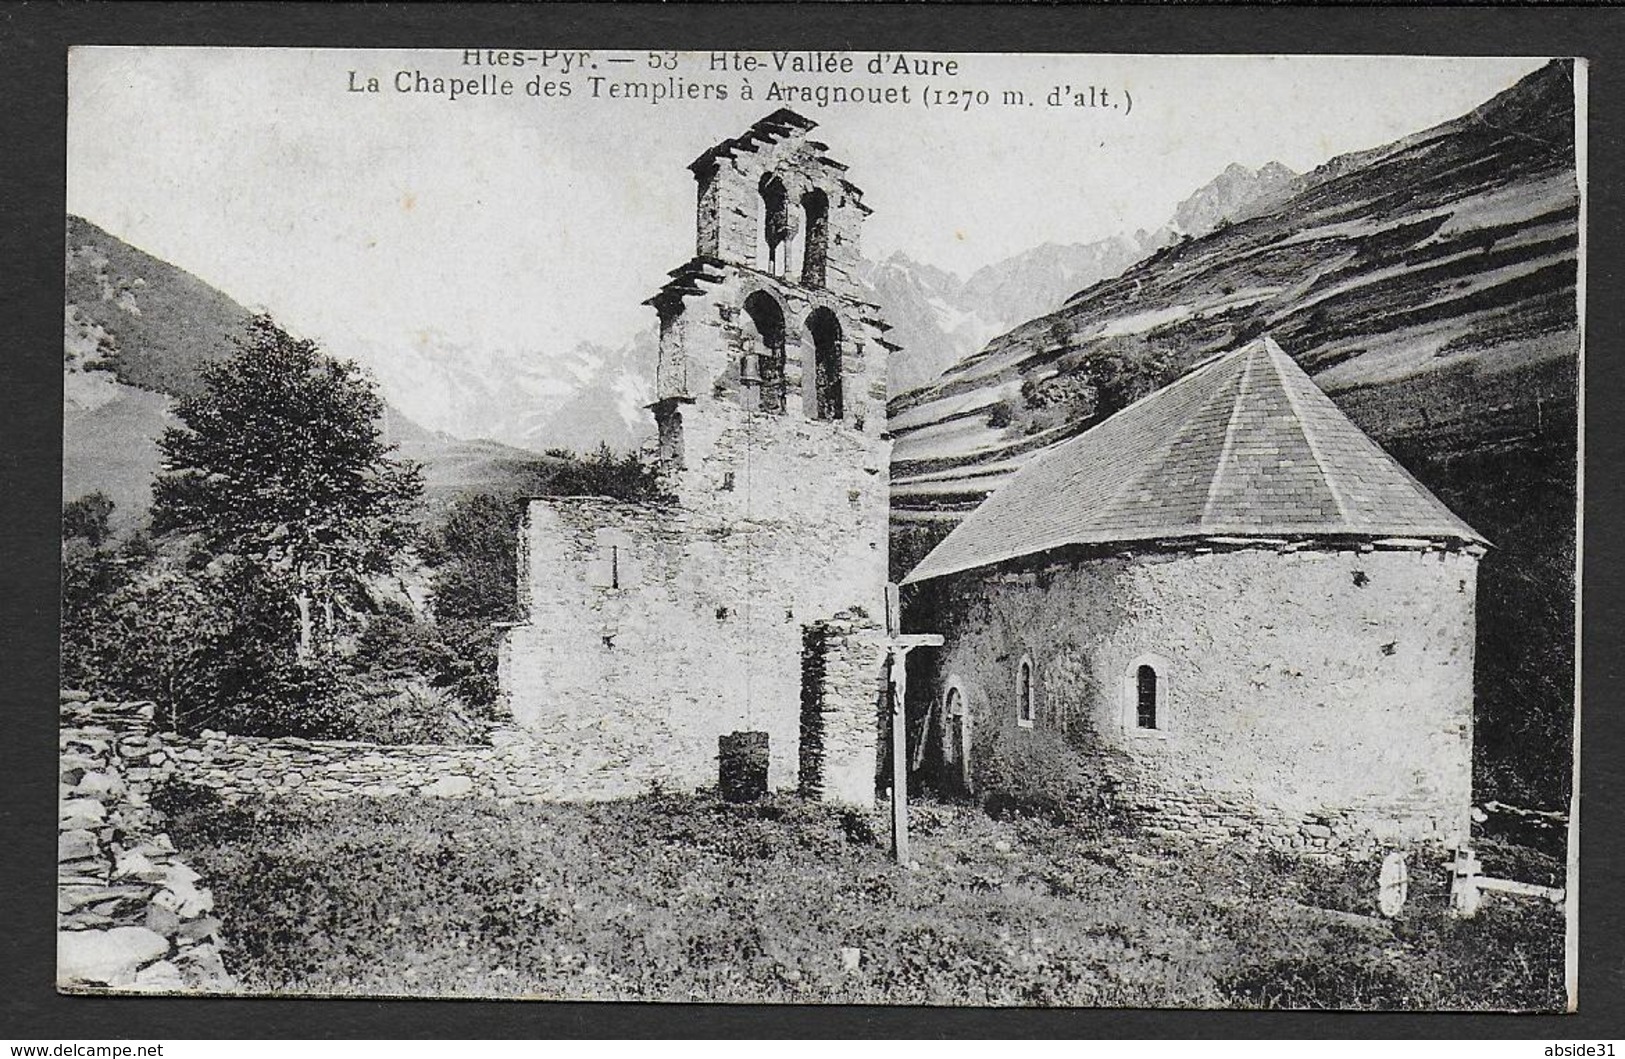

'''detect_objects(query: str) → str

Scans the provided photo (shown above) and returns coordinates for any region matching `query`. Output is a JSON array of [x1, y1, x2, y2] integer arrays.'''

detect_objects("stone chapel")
[[498, 109, 1486, 855], [902, 337, 1487, 853], [497, 109, 895, 805]]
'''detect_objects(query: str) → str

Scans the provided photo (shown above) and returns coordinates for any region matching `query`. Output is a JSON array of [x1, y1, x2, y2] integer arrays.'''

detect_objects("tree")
[[544, 442, 664, 502], [63, 491, 115, 546], [419, 492, 521, 623], [415, 492, 524, 713], [151, 314, 423, 662], [61, 494, 131, 692]]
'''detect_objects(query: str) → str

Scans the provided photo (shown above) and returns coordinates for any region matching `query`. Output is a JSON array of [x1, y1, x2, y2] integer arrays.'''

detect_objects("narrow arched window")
[[801, 189, 830, 287], [805, 308, 843, 422], [743, 290, 787, 415], [944, 685, 970, 789], [1136, 664, 1158, 729], [1017, 656, 1034, 728]]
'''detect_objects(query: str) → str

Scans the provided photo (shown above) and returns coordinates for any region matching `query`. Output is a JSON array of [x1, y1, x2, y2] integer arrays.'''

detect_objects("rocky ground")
[[57, 694, 235, 993]]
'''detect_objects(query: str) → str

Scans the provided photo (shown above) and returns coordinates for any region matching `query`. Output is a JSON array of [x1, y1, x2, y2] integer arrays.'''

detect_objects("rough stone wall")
[[58, 696, 235, 993], [922, 543, 1478, 854], [659, 328, 890, 517], [798, 613, 888, 804], [500, 491, 888, 802], [654, 268, 892, 435]]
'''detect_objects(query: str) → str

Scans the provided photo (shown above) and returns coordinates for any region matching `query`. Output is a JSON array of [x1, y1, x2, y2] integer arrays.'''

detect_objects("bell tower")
[[500, 109, 895, 805], [644, 108, 896, 526]]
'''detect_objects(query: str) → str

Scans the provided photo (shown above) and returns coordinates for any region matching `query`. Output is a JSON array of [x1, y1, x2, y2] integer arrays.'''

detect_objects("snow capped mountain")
[[1169, 161, 1299, 238], [333, 157, 1302, 452], [348, 329, 656, 456]]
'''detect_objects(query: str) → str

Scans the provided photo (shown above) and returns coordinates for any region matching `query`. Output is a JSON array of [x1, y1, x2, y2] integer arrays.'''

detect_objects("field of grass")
[[158, 786, 1565, 1009]]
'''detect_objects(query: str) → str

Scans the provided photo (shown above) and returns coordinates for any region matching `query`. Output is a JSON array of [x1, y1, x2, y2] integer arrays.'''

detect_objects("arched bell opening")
[[758, 174, 796, 278], [803, 307, 844, 422], [800, 188, 830, 288], [743, 290, 787, 415]]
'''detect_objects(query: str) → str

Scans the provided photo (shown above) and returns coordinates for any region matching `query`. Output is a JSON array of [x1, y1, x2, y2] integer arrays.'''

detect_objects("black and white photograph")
[[56, 47, 1580, 1010]]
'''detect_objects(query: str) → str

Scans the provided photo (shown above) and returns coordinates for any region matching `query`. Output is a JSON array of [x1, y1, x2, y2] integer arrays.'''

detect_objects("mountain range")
[[888, 59, 1579, 809], [63, 154, 1300, 526], [310, 158, 1301, 453], [868, 161, 1301, 396], [64, 215, 575, 531]]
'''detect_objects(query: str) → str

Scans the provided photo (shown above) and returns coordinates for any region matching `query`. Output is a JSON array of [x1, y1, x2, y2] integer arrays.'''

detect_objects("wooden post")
[[880, 583, 941, 868], [885, 583, 909, 865], [889, 649, 909, 865]]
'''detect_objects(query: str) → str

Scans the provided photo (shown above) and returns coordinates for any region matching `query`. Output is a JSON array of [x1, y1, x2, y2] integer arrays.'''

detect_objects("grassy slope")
[[163, 790, 1565, 1010], [889, 62, 1580, 810], [63, 216, 568, 526]]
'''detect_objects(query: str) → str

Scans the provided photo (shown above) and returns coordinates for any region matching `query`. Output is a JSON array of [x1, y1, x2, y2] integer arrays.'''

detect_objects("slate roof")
[[689, 109, 819, 174], [902, 337, 1485, 584]]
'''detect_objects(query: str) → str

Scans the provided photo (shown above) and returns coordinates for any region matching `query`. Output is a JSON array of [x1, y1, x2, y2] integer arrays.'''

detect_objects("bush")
[[970, 723, 1123, 833], [148, 776, 226, 821], [344, 680, 480, 745], [430, 618, 506, 716], [63, 491, 115, 547], [206, 655, 355, 738]]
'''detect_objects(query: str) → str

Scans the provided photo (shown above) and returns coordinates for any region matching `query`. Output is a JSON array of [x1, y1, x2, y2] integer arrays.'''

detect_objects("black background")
[[2, 2, 1620, 1040]]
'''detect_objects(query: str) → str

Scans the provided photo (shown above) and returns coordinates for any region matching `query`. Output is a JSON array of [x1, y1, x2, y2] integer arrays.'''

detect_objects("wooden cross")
[[882, 582, 942, 866], [1450, 846, 1564, 918]]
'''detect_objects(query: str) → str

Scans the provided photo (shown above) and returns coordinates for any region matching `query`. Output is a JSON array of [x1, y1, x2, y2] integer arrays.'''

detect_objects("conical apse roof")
[[903, 337, 1484, 584]]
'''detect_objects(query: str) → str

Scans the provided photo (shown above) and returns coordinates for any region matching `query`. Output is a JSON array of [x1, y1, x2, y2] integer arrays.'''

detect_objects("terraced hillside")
[[890, 61, 1579, 810]]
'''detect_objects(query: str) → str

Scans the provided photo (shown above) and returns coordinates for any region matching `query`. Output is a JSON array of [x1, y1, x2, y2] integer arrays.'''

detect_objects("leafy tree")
[[61, 494, 131, 692], [63, 491, 115, 546], [419, 492, 522, 623], [1010, 335, 1176, 437], [151, 314, 423, 662], [416, 492, 525, 713]]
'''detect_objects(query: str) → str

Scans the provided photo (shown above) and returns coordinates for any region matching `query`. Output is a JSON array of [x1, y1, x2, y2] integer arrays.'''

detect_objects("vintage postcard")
[[59, 47, 1580, 1008]]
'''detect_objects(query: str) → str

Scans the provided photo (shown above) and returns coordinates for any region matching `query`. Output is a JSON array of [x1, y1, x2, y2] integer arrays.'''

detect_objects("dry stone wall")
[[118, 717, 681, 805], [58, 696, 234, 993], [57, 692, 722, 992]]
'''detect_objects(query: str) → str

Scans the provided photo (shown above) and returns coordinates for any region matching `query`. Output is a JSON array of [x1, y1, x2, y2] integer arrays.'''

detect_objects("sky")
[[67, 49, 1549, 369]]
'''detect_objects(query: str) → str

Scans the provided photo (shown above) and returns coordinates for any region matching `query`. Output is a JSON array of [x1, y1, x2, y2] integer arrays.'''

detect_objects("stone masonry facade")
[[499, 110, 893, 804], [923, 541, 1479, 855], [798, 612, 890, 801]]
